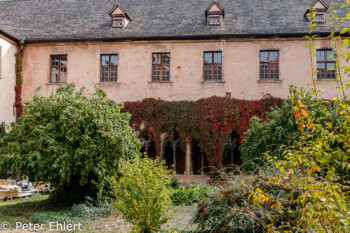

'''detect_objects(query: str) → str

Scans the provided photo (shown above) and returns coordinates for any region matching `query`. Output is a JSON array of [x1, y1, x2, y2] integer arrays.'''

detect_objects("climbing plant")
[[14, 47, 23, 117], [123, 95, 283, 167]]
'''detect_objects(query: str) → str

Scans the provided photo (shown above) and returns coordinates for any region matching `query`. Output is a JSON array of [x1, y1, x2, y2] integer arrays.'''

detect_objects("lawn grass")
[[0, 195, 82, 226]]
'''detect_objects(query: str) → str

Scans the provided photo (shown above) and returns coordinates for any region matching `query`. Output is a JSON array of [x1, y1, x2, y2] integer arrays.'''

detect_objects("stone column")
[[201, 152, 205, 175], [160, 141, 164, 162], [172, 140, 177, 175], [184, 139, 192, 175]]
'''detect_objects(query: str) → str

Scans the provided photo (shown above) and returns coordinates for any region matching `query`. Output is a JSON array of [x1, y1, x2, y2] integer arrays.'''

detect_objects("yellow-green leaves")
[[111, 156, 172, 233]]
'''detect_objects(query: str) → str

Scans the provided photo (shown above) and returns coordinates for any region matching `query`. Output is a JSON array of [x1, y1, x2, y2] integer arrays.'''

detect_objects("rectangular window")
[[203, 52, 222, 81], [152, 53, 170, 82], [260, 50, 279, 80], [101, 54, 118, 82], [317, 49, 336, 79], [208, 15, 221, 26], [112, 18, 124, 28], [50, 55, 67, 83], [315, 12, 326, 24]]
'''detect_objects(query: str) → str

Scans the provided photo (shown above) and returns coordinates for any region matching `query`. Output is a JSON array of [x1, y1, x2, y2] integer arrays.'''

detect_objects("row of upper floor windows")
[[49, 49, 337, 84]]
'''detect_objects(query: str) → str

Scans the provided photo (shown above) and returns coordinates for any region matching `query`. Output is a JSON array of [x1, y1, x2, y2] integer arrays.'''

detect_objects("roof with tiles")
[[0, 0, 346, 41]]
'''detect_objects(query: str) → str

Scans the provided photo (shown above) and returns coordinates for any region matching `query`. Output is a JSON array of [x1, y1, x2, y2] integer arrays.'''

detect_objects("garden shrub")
[[169, 176, 180, 189], [240, 102, 298, 171], [171, 184, 214, 206], [0, 123, 6, 178], [0, 84, 142, 202], [251, 87, 350, 232], [111, 155, 172, 233], [0, 122, 5, 138], [241, 96, 340, 172], [193, 173, 299, 233]]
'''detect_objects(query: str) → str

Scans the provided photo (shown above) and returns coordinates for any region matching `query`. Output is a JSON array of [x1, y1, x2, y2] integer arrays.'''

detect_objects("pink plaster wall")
[[21, 38, 350, 102], [0, 36, 17, 124]]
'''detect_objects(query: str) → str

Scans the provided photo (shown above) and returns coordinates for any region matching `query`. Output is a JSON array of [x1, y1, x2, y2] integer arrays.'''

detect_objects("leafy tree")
[[0, 84, 142, 202], [111, 155, 172, 233]]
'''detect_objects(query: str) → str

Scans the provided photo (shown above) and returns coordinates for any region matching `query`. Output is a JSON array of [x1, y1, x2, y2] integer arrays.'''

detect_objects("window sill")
[[201, 80, 225, 84], [317, 78, 338, 82], [148, 81, 173, 84], [257, 79, 283, 83], [46, 82, 67, 85], [97, 82, 121, 85]]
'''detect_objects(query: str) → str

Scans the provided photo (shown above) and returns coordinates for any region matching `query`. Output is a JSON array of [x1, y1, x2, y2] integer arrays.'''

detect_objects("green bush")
[[241, 97, 340, 171], [0, 84, 142, 202], [169, 176, 180, 189], [193, 174, 299, 233], [111, 156, 172, 233], [0, 123, 6, 178], [252, 87, 350, 232], [171, 184, 214, 206], [240, 101, 298, 171], [0, 122, 5, 139]]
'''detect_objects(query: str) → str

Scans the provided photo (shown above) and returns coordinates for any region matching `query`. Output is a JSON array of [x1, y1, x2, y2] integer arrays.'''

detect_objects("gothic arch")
[[161, 131, 186, 174], [139, 131, 157, 159]]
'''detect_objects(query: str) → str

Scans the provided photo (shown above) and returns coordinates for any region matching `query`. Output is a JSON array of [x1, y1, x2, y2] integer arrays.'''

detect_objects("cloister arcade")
[[138, 127, 241, 175]]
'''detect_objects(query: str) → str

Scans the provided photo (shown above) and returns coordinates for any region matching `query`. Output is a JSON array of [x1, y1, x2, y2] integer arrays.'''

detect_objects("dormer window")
[[205, 1, 224, 27], [306, 0, 329, 24], [109, 3, 132, 29]]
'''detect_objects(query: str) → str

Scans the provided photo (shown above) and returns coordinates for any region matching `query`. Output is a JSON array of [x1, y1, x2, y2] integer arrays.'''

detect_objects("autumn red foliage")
[[123, 95, 283, 167]]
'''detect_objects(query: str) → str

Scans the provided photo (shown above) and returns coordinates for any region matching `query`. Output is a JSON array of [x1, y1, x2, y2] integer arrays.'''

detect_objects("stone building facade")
[[0, 0, 349, 174]]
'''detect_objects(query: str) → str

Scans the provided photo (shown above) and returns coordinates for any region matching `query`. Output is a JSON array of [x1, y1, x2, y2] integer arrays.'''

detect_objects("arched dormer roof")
[[205, 0, 225, 17], [310, 0, 329, 10], [109, 4, 132, 21]]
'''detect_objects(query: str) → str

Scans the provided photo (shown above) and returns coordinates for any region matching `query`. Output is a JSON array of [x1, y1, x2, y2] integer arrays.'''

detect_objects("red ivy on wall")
[[123, 95, 283, 167], [14, 48, 23, 118]]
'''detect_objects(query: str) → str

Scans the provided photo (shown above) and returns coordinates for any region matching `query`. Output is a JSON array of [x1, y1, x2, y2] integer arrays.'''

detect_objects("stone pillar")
[[172, 140, 177, 175], [201, 152, 205, 175], [184, 139, 192, 175], [160, 141, 164, 162]]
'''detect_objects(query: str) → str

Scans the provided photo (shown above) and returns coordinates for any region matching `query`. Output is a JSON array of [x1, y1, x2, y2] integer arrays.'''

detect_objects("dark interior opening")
[[191, 141, 211, 175], [222, 132, 242, 170], [162, 135, 186, 174]]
